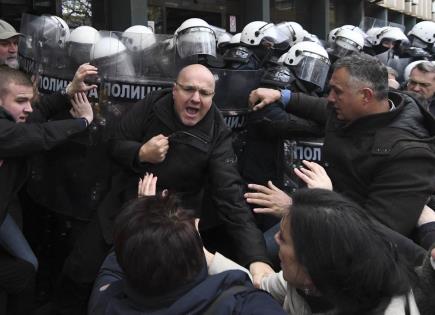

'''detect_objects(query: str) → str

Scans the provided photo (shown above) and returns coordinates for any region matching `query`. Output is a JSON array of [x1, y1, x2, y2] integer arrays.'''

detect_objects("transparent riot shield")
[[90, 31, 135, 80], [283, 139, 324, 193], [360, 16, 405, 33], [18, 13, 45, 75], [137, 35, 176, 81], [35, 15, 71, 72]]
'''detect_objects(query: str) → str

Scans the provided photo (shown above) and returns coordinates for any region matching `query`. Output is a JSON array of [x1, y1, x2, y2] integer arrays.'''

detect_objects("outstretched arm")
[[249, 88, 282, 111], [293, 160, 333, 190]]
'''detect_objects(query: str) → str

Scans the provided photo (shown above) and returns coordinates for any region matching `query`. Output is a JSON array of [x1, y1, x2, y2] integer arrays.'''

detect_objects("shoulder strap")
[[202, 285, 250, 315]]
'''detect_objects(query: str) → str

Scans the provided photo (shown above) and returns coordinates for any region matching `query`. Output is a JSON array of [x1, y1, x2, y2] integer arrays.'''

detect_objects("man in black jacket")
[[0, 64, 95, 313], [58, 64, 273, 315], [247, 54, 435, 261]]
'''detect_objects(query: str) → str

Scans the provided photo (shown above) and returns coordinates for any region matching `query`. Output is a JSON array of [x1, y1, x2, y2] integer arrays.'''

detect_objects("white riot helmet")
[[328, 25, 364, 46], [408, 21, 435, 49], [40, 15, 70, 49], [91, 36, 134, 78], [122, 25, 155, 52], [67, 26, 101, 64], [330, 28, 364, 57], [240, 21, 287, 46], [230, 33, 241, 44], [275, 21, 307, 46], [328, 27, 341, 46], [367, 26, 407, 47], [282, 41, 330, 89], [217, 32, 232, 48], [174, 18, 216, 58]]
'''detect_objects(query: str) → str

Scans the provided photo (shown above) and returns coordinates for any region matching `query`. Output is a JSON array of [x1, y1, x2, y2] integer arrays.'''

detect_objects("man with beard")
[[0, 19, 20, 69]]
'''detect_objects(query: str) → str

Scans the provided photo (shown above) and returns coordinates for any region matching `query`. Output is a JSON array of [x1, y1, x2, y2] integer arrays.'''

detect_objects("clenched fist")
[[138, 134, 169, 163]]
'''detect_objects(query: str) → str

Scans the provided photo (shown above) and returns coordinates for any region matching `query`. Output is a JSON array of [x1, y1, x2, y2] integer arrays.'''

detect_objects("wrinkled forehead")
[[0, 36, 19, 44], [411, 68, 435, 82]]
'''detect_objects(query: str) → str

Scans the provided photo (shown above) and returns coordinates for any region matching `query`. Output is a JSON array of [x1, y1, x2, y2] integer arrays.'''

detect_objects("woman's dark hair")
[[289, 188, 416, 314], [113, 194, 205, 296]]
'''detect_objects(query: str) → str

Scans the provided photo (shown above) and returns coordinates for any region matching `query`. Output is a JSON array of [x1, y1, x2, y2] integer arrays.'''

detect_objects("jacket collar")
[[0, 107, 15, 122], [123, 265, 208, 310]]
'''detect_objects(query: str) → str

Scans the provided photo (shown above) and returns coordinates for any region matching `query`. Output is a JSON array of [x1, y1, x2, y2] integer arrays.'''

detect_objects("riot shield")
[[90, 31, 135, 80], [211, 69, 263, 131], [283, 139, 324, 193], [18, 13, 45, 75], [138, 35, 177, 81], [360, 16, 405, 33]]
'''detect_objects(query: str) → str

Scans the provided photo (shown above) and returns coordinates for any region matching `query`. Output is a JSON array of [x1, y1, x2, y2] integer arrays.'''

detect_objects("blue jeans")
[[0, 213, 38, 270]]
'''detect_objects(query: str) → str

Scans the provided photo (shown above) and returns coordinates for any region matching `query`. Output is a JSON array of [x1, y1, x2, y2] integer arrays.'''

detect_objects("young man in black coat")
[[0, 64, 96, 314]]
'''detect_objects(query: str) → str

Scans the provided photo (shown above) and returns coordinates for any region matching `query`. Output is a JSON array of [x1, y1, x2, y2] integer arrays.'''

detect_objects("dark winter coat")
[[98, 88, 270, 266], [287, 90, 435, 236], [0, 94, 88, 225], [88, 252, 287, 315]]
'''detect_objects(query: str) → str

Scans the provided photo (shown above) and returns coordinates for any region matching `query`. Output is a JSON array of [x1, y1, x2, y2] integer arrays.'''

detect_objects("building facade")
[[0, 0, 434, 38]]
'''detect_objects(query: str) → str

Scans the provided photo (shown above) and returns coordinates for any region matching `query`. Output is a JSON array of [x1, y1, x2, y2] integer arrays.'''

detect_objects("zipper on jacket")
[[169, 131, 209, 144]]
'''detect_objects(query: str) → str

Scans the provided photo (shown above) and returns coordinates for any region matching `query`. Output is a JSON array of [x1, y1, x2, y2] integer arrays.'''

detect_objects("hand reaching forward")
[[138, 173, 158, 197], [245, 181, 291, 218], [249, 88, 281, 111], [69, 92, 93, 125], [138, 134, 169, 163], [67, 63, 98, 97], [294, 160, 333, 190], [249, 261, 274, 288]]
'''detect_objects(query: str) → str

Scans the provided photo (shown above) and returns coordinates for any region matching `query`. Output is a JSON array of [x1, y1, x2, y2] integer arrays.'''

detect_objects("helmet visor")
[[330, 38, 361, 57], [176, 27, 216, 58], [260, 24, 289, 45], [410, 36, 429, 49], [293, 54, 330, 90]]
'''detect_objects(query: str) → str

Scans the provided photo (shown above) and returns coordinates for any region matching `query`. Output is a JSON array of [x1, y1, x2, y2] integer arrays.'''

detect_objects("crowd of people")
[[0, 12, 434, 315]]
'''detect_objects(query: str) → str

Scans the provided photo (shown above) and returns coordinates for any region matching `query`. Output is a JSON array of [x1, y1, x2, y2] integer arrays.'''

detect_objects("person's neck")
[[370, 99, 391, 115]]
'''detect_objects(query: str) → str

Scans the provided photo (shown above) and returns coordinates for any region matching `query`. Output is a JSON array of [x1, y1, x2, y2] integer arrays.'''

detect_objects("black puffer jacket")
[[287, 90, 435, 236]]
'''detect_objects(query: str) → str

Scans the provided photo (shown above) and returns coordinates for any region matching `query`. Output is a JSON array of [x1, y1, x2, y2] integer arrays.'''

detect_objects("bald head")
[[177, 64, 215, 90]]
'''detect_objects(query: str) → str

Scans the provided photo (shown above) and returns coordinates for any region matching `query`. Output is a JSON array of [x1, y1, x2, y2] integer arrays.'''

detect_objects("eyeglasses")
[[175, 81, 215, 98]]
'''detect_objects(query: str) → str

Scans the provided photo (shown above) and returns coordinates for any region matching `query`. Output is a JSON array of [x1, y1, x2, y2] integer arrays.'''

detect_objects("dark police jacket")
[[88, 253, 286, 315], [0, 94, 87, 225], [98, 88, 270, 266], [286, 90, 435, 236]]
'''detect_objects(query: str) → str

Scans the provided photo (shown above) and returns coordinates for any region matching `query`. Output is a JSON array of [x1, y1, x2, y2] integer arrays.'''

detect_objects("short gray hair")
[[414, 61, 435, 74], [333, 53, 388, 100]]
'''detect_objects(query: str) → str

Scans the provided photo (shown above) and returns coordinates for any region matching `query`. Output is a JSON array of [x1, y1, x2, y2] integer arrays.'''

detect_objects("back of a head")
[[289, 188, 415, 313], [113, 194, 205, 297], [0, 66, 32, 96], [333, 53, 388, 100]]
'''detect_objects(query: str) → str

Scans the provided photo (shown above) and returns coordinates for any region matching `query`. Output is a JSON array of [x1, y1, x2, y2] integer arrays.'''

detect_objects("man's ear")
[[361, 87, 374, 105]]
